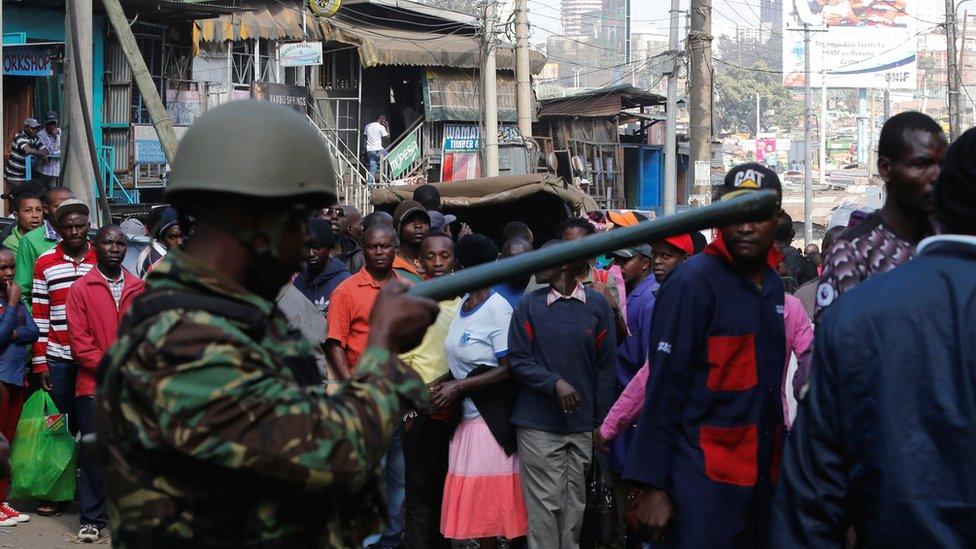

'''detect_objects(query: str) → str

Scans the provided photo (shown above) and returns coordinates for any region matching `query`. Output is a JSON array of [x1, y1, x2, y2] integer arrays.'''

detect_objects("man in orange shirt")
[[392, 200, 430, 284], [326, 223, 400, 380]]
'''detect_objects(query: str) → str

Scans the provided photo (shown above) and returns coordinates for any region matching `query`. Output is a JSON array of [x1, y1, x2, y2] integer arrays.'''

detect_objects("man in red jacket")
[[66, 225, 144, 542]]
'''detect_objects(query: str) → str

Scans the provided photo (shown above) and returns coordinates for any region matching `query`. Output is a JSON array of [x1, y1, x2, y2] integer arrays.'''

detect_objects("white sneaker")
[[78, 524, 100, 542], [0, 512, 17, 527], [0, 503, 28, 523]]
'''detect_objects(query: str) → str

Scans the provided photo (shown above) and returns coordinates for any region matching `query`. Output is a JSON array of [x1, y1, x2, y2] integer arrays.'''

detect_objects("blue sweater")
[[0, 302, 39, 387], [508, 286, 617, 434]]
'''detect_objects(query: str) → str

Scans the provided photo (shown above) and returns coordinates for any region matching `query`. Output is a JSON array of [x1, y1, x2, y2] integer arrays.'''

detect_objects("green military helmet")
[[165, 100, 336, 205]]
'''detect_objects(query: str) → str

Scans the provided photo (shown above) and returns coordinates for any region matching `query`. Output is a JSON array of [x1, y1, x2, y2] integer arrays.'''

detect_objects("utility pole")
[[962, 11, 970, 129], [663, 0, 680, 214], [514, 0, 532, 140], [803, 25, 813, 245], [101, 0, 179, 164], [819, 62, 827, 191], [868, 90, 877, 179], [947, 0, 961, 139], [688, 0, 713, 204], [755, 92, 760, 138], [63, 0, 97, 213], [482, 0, 499, 177]]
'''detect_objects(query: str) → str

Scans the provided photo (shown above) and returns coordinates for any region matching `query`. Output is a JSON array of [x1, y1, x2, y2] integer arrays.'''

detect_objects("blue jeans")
[[378, 425, 405, 548], [47, 360, 77, 434], [76, 396, 107, 529], [367, 149, 387, 185]]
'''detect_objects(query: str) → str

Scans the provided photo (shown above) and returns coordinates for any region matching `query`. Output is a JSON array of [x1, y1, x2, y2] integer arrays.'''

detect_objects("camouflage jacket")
[[94, 249, 426, 547]]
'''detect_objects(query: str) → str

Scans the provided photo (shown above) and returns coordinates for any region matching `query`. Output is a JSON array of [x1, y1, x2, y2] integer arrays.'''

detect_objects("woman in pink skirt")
[[430, 237, 528, 547]]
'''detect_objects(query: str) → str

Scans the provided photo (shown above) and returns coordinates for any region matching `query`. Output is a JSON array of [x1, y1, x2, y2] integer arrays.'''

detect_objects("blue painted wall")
[[4, 6, 106, 149]]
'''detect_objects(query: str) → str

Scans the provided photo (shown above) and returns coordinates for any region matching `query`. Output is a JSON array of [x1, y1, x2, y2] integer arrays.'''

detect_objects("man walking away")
[[625, 164, 786, 547], [770, 124, 976, 549], [775, 212, 818, 292], [2, 193, 43, 256], [293, 218, 349, 315], [509, 246, 617, 549], [817, 111, 946, 316], [66, 226, 144, 542], [0, 249, 37, 526], [34, 112, 61, 189], [393, 200, 430, 283], [3, 119, 48, 193], [30, 199, 96, 517], [15, 187, 74, 300], [365, 115, 390, 184]]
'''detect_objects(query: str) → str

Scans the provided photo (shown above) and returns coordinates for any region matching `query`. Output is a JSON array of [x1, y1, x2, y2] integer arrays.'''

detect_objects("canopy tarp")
[[371, 174, 598, 243], [192, 6, 545, 72]]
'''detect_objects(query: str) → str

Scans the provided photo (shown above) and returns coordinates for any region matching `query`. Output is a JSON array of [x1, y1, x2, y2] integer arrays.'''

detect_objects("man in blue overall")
[[624, 163, 786, 547]]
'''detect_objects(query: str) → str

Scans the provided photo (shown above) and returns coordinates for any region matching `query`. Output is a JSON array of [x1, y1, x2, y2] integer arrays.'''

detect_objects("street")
[[0, 501, 107, 547]]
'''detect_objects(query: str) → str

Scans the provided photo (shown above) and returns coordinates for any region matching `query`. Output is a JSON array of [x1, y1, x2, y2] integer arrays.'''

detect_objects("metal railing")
[[23, 149, 136, 205], [97, 146, 136, 204], [305, 111, 379, 214]]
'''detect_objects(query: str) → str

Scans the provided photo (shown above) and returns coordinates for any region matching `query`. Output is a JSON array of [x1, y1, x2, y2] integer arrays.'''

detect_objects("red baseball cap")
[[656, 234, 694, 256]]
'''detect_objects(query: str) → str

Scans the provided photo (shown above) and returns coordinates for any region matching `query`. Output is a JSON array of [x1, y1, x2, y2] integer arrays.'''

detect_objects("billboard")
[[782, 0, 917, 89]]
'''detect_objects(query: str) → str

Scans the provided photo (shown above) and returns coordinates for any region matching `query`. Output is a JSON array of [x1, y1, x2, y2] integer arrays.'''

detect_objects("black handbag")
[[581, 450, 619, 546]]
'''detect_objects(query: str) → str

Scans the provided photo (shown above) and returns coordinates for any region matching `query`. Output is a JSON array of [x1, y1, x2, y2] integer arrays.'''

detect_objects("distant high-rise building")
[[562, 0, 603, 36]]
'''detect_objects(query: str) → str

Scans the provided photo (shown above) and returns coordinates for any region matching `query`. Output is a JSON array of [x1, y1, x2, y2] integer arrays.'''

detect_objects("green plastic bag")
[[9, 391, 76, 501]]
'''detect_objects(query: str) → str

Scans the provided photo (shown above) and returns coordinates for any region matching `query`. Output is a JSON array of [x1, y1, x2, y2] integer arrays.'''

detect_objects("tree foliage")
[[713, 35, 803, 136]]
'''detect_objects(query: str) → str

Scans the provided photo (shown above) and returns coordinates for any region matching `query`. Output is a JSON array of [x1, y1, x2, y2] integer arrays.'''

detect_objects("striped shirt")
[[4, 131, 47, 183], [100, 268, 125, 309], [31, 242, 96, 371]]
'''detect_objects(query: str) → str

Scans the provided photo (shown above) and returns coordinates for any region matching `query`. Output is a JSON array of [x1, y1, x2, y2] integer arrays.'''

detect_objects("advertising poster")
[[783, 0, 917, 89], [441, 125, 481, 182]]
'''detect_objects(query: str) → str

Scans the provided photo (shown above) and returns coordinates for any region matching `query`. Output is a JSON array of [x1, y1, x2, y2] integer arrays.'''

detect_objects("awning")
[[348, 25, 546, 73], [193, 7, 546, 72]]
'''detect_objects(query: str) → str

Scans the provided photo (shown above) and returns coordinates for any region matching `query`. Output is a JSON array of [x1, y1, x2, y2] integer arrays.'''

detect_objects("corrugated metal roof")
[[538, 85, 667, 118]]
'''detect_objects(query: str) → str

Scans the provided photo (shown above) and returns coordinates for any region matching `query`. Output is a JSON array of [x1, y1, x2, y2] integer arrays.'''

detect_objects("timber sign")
[[386, 131, 421, 179]]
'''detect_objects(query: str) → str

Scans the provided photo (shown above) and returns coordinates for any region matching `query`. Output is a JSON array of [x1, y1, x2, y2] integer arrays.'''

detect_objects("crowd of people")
[[0, 99, 971, 548]]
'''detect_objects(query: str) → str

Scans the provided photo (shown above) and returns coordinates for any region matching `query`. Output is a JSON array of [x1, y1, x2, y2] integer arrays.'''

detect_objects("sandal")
[[35, 503, 61, 517]]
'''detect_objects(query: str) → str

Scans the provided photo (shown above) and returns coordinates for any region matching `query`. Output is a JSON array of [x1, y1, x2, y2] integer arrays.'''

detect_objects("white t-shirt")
[[444, 291, 513, 419], [364, 121, 389, 152]]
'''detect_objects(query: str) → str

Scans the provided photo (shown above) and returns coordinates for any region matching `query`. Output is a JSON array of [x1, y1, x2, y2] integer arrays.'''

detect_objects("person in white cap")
[[34, 112, 61, 189], [3, 119, 48, 192]]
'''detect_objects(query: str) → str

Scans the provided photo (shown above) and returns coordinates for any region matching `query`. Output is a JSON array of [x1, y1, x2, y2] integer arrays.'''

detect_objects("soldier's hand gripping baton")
[[408, 190, 780, 302]]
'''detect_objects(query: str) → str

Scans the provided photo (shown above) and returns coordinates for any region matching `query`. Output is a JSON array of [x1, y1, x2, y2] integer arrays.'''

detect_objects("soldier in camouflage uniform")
[[94, 101, 440, 547]]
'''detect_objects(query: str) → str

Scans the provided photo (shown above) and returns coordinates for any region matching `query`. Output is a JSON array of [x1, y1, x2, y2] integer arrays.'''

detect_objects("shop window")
[[319, 48, 359, 90]]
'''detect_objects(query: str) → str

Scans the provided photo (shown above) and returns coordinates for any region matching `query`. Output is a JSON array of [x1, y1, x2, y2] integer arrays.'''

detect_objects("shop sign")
[[251, 82, 310, 113], [3, 46, 53, 77], [386, 131, 421, 179], [278, 41, 323, 67]]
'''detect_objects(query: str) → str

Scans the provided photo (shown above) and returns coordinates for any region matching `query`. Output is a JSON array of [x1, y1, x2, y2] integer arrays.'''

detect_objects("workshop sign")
[[3, 45, 53, 77]]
